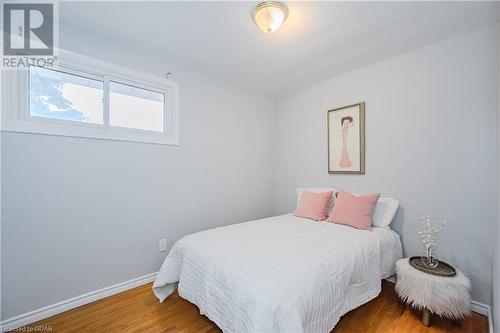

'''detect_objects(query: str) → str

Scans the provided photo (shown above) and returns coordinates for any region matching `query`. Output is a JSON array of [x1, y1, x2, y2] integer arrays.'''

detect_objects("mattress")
[[373, 224, 403, 279], [153, 214, 402, 333]]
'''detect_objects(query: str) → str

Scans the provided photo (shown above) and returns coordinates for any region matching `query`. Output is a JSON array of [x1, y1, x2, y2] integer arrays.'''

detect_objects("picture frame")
[[327, 102, 365, 174]]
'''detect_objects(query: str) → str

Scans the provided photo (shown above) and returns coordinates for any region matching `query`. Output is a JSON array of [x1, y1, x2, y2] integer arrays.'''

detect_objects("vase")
[[422, 244, 439, 268]]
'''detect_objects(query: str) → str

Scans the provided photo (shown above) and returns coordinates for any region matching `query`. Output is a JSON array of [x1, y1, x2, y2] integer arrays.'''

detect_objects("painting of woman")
[[339, 116, 354, 168], [327, 102, 365, 174]]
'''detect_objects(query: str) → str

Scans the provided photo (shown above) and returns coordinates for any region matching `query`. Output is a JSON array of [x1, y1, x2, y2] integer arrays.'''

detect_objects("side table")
[[395, 258, 471, 327]]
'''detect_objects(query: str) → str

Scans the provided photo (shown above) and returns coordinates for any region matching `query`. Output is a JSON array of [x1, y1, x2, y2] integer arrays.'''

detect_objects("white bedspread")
[[153, 214, 402, 333]]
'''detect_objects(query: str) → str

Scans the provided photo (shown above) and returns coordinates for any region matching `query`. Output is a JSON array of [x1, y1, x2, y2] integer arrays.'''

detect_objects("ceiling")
[[60, 1, 498, 97]]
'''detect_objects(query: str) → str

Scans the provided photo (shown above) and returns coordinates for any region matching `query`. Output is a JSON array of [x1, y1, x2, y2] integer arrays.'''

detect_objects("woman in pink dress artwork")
[[339, 116, 354, 168]]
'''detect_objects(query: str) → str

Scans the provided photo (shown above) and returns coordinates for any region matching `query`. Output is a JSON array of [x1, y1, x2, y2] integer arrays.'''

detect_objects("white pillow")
[[296, 188, 336, 213], [372, 197, 399, 227]]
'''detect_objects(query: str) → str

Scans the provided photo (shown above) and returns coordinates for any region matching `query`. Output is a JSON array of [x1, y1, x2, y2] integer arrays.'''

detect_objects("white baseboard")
[[385, 275, 397, 284], [488, 306, 494, 333], [0, 272, 157, 330], [470, 301, 493, 333], [385, 276, 492, 331], [471, 300, 489, 316]]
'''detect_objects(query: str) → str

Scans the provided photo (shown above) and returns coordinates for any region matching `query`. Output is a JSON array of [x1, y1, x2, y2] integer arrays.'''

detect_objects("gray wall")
[[274, 27, 498, 304], [493, 195, 499, 331], [493, 191, 500, 332], [1, 24, 276, 319], [492, 20, 500, 333]]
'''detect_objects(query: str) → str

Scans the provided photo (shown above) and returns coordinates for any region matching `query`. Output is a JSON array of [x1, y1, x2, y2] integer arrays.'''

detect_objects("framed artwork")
[[327, 102, 365, 174]]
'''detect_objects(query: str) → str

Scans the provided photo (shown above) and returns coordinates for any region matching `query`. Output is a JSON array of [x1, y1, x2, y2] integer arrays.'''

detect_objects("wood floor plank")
[[23, 280, 487, 333]]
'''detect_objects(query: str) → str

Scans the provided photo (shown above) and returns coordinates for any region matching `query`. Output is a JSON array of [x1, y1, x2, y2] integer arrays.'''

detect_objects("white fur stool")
[[395, 258, 471, 327]]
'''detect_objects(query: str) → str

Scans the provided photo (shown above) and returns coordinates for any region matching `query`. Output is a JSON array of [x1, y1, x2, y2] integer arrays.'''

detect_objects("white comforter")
[[153, 214, 401, 333]]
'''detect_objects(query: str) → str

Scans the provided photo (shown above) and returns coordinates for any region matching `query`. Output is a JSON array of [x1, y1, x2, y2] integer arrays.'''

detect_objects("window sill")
[[1, 118, 180, 146]]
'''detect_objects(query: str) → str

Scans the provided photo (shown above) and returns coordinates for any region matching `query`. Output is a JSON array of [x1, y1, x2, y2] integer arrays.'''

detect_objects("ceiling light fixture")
[[252, 1, 288, 34]]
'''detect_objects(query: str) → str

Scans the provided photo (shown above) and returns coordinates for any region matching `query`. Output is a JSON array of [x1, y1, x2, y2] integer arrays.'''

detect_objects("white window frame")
[[1, 49, 180, 145]]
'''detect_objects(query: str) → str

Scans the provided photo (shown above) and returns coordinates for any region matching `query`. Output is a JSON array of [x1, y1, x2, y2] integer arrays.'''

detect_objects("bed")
[[153, 213, 402, 333]]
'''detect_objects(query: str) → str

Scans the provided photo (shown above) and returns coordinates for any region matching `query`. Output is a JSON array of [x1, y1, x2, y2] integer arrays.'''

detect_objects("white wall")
[[1, 24, 276, 319], [274, 27, 498, 304]]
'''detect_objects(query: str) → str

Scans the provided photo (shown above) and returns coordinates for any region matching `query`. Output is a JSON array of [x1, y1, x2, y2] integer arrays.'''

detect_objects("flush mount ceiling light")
[[252, 1, 288, 33]]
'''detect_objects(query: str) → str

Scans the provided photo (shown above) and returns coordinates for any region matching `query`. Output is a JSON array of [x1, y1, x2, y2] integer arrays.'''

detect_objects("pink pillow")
[[294, 191, 333, 221], [327, 191, 381, 230]]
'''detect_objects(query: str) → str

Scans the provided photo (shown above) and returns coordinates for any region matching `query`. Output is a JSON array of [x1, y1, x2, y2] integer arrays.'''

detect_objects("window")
[[28, 66, 167, 132], [2, 50, 179, 145]]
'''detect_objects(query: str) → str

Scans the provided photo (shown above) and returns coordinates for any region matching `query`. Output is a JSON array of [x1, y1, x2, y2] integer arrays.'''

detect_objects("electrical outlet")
[[159, 238, 167, 252]]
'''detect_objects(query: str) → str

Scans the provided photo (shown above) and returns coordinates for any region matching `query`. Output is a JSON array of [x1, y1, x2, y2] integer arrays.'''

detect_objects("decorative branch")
[[416, 212, 447, 249]]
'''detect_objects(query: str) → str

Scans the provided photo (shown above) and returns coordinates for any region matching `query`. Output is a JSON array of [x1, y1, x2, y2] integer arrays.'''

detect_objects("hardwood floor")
[[24, 281, 487, 333]]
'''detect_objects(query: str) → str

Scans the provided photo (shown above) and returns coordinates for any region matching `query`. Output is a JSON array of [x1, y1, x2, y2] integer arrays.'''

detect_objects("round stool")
[[395, 258, 471, 327]]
